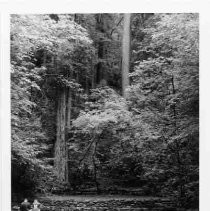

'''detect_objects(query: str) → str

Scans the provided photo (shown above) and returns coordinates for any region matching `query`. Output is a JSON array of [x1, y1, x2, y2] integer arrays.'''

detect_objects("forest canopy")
[[11, 13, 199, 209]]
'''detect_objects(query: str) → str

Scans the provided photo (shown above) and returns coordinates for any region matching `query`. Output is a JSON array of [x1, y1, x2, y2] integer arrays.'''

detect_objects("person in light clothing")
[[29, 199, 41, 211]]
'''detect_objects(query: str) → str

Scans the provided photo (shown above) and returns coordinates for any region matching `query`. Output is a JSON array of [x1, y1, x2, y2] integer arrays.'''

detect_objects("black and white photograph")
[[9, 13, 200, 211]]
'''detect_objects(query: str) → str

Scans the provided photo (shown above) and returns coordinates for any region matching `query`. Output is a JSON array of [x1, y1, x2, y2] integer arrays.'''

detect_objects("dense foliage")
[[11, 13, 199, 209], [128, 13, 199, 207], [11, 14, 95, 197]]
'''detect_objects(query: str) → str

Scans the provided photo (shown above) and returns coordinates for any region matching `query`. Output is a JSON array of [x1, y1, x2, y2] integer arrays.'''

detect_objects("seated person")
[[30, 199, 41, 211], [20, 199, 31, 211]]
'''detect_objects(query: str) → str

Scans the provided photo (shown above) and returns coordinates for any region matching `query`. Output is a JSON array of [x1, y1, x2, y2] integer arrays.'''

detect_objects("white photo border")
[[0, 1, 209, 210]]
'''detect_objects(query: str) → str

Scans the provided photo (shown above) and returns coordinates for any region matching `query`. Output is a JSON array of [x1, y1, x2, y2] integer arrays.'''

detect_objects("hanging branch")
[[78, 137, 95, 166], [110, 17, 124, 36]]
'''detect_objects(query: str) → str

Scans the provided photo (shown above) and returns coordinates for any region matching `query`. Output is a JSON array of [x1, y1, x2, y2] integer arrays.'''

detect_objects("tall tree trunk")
[[66, 69, 73, 130], [65, 87, 72, 182], [171, 74, 184, 206], [66, 88, 72, 130], [92, 139, 100, 194], [43, 51, 46, 67], [54, 89, 68, 182], [95, 14, 107, 85], [122, 13, 131, 98], [85, 70, 89, 94], [91, 63, 96, 89], [171, 75, 176, 121], [96, 39, 104, 84]]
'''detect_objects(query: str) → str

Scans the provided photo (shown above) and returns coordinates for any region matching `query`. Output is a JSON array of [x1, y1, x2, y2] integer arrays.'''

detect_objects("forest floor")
[[12, 194, 199, 211], [33, 194, 193, 211], [41, 194, 166, 201]]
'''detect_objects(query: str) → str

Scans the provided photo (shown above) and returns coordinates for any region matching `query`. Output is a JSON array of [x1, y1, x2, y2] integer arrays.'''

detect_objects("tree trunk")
[[43, 51, 46, 67], [171, 75, 176, 121], [95, 14, 107, 85], [122, 13, 131, 98], [85, 70, 89, 94], [171, 74, 185, 206], [66, 87, 72, 130], [65, 87, 72, 182], [92, 65, 96, 89], [54, 89, 68, 183], [92, 140, 100, 194], [96, 38, 104, 84]]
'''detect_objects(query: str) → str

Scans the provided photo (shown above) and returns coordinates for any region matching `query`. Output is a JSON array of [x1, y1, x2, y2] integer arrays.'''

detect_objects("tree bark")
[[91, 65, 96, 89], [92, 140, 100, 194], [95, 14, 107, 85], [54, 89, 68, 183], [122, 13, 131, 98], [85, 70, 89, 94], [65, 87, 72, 182], [66, 87, 72, 130], [43, 51, 47, 67], [96, 38, 104, 84]]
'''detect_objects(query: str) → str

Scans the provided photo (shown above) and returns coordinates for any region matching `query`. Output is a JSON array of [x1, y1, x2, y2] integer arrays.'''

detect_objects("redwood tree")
[[122, 13, 131, 98]]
